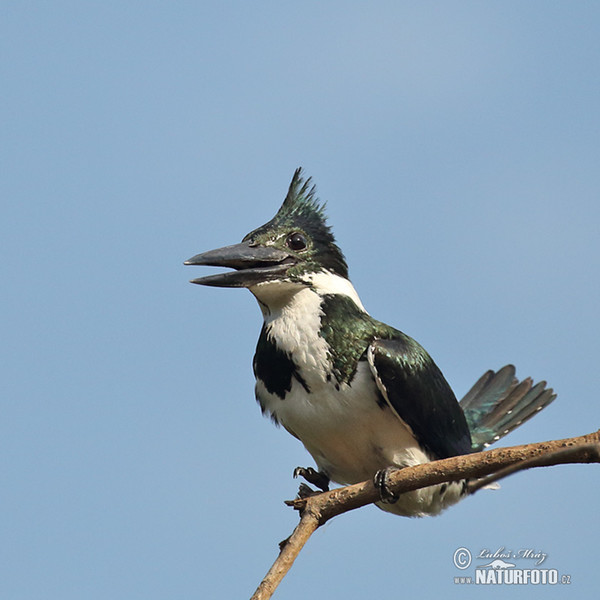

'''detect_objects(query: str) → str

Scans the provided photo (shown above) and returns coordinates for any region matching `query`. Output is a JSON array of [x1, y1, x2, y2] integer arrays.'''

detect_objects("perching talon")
[[374, 467, 400, 504], [293, 466, 330, 492]]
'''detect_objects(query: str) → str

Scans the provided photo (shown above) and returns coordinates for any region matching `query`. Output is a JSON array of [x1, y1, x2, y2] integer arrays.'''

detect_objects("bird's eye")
[[286, 232, 307, 251]]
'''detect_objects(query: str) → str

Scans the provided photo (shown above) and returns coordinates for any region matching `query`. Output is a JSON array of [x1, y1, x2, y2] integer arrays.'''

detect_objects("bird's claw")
[[293, 466, 330, 492], [374, 467, 400, 504]]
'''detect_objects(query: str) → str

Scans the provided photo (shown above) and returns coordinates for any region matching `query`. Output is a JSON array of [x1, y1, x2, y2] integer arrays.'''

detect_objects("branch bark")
[[250, 430, 600, 600]]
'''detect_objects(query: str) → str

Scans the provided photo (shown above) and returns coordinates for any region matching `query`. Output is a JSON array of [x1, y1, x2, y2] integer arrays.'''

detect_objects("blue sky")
[[2, 2, 599, 598]]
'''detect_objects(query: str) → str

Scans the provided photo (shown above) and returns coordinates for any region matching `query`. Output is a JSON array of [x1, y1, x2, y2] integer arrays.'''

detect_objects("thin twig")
[[250, 429, 600, 600], [250, 508, 320, 600], [467, 442, 600, 494]]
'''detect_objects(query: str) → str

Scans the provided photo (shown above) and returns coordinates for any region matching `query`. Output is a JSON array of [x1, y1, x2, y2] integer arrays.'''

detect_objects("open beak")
[[184, 241, 294, 287]]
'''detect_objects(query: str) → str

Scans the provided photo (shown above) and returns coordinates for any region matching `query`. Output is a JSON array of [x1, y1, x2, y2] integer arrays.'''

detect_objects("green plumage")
[[319, 294, 394, 384], [318, 293, 473, 458]]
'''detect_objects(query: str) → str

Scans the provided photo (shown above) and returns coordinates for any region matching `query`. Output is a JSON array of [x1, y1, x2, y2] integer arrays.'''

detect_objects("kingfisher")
[[185, 169, 555, 517]]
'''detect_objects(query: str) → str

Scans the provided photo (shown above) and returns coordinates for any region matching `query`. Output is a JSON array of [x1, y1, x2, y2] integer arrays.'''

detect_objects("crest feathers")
[[277, 167, 327, 223]]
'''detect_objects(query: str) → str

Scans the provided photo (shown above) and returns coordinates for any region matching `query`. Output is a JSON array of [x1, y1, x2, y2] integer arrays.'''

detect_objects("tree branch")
[[250, 430, 600, 600]]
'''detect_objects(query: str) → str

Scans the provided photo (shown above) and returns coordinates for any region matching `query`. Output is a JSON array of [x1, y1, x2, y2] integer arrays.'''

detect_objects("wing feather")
[[367, 338, 472, 459]]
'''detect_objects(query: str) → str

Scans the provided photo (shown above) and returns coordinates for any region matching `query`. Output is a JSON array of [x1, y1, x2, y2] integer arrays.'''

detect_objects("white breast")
[[257, 361, 426, 482], [262, 286, 332, 388]]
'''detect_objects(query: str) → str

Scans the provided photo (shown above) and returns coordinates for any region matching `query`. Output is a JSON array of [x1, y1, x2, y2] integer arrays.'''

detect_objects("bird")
[[185, 168, 556, 517]]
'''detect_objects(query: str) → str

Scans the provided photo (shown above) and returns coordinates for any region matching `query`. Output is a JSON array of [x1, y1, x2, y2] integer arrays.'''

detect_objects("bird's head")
[[185, 169, 348, 293]]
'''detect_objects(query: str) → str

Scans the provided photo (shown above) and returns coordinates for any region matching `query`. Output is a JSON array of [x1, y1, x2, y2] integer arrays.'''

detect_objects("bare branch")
[[467, 442, 600, 494], [250, 430, 600, 600], [250, 510, 319, 600]]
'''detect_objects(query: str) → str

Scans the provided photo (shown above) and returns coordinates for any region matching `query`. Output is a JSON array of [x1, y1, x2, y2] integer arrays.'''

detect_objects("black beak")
[[184, 241, 294, 287]]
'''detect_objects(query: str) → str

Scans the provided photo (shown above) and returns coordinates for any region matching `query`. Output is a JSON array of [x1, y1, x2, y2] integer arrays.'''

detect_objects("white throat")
[[249, 270, 367, 316], [248, 270, 367, 387]]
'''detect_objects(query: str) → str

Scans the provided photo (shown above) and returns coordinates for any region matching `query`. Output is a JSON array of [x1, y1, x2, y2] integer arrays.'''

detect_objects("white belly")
[[256, 362, 465, 516]]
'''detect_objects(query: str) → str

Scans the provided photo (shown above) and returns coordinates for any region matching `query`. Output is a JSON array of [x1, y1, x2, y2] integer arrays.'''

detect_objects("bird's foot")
[[293, 466, 330, 492], [374, 467, 400, 504]]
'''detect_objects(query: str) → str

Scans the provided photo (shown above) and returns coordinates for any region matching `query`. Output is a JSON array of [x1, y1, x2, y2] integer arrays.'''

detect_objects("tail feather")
[[460, 365, 517, 411], [460, 365, 556, 452]]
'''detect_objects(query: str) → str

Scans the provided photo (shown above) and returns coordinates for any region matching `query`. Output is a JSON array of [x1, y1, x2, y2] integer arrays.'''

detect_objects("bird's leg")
[[293, 466, 330, 492], [374, 467, 400, 504]]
